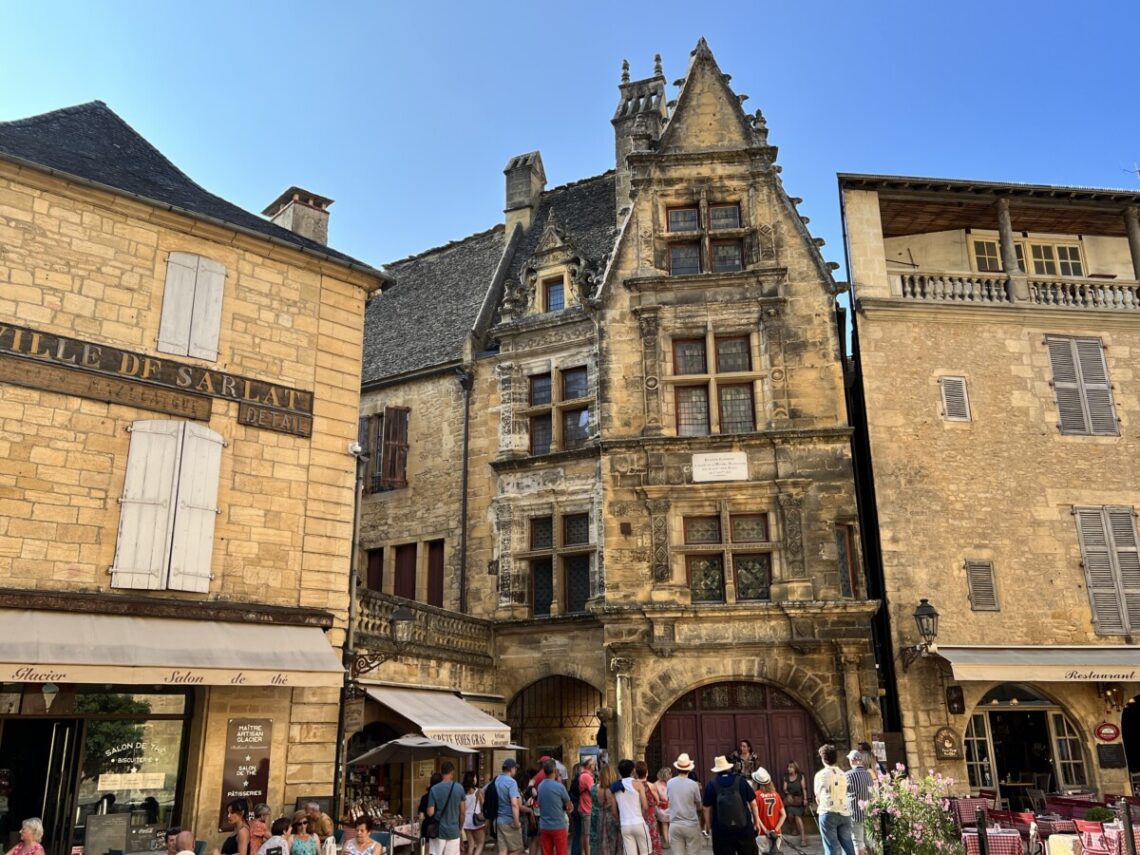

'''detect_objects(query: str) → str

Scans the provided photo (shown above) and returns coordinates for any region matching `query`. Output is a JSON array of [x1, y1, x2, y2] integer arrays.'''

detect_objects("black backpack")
[[714, 776, 749, 832], [483, 780, 500, 837]]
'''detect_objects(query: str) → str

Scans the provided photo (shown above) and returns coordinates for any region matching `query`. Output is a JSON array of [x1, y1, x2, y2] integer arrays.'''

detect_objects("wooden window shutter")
[[380, 406, 409, 488], [112, 420, 184, 590], [1108, 508, 1140, 632], [166, 423, 224, 593], [187, 256, 226, 361], [364, 412, 384, 492], [1074, 338, 1117, 435], [157, 253, 199, 356], [1075, 508, 1127, 634], [427, 540, 445, 608], [965, 560, 999, 610], [939, 376, 971, 421]]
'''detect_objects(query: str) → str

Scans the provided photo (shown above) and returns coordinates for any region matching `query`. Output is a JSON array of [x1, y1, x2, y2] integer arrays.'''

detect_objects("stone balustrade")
[[356, 589, 495, 662], [1028, 277, 1140, 310], [892, 272, 1012, 303]]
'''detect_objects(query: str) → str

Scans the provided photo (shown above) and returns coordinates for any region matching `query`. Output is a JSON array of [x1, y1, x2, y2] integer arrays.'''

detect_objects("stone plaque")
[[238, 402, 313, 438], [692, 451, 748, 483], [0, 354, 211, 420], [218, 719, 272, 831]]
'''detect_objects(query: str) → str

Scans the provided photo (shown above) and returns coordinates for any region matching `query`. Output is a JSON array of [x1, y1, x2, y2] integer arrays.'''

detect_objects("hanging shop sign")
[[219, 719, 273, 830], [1095, 722, 1121, 742], [0, 323, 313, 437], [933, 726, 963, 760]]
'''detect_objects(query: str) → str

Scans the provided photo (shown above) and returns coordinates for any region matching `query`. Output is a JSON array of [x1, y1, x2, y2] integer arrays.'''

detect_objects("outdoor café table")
[[1036, 819, 1076, 837], [955, 798, 994, 829], [963, 829, 1025, 855], [1101, 824, 1140, 855]]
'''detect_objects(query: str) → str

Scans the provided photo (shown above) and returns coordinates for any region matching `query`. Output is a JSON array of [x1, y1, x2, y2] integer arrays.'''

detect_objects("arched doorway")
[[963, 683, 1090, 807], [647, 681, 822, 782], [507, 676, 602, 768], [1123, 696, 1140, 783]]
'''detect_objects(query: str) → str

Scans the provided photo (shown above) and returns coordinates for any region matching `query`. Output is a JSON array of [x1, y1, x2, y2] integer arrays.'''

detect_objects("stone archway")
[[507, 675, 603, 768], [645, 680, 824, 782]]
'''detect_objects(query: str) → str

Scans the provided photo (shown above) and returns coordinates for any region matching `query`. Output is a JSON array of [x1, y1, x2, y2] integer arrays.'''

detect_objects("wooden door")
[[395, 543, 417, 600], [769, 711, 818, 780], [735, 713, 771, 773], [661, 714, 699, 773], [427, 540, 444, 607], [702, 714, 737, 778]]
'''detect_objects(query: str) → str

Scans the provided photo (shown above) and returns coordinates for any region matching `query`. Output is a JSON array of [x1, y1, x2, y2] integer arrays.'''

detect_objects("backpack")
[[483, 780, 500, 837], [714, 776, 749, 833]]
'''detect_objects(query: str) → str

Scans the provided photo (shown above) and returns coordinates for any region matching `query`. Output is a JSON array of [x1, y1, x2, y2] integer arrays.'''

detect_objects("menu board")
[[218, 719, 272, 831], [85, 813, 129, 855]]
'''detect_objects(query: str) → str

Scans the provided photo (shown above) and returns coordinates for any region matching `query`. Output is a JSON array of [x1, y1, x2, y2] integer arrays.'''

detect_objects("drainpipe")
[[334, 447, 367, 820], [456, 366, 474, 613]]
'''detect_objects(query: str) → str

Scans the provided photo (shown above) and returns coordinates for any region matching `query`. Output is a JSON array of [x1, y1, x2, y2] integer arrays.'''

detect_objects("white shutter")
[[1074, 338, 1117, 436], [112, 420, 184, 590], [188, 256, 225, 361], [965, 560, 999, 610], [1047, 337, 1087, 434], [158, 252, 199, 356], [166, 423, 224, 593], [1075, 508, 1126, 634], [939, 376, 971, 421]]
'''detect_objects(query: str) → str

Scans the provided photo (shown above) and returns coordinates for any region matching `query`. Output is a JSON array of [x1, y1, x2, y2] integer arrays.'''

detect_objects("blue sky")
[[3, 1, 1136, 276]]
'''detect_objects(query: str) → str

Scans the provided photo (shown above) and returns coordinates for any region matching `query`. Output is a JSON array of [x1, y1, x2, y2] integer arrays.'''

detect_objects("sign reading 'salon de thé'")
[[0, 323, 313, 437]]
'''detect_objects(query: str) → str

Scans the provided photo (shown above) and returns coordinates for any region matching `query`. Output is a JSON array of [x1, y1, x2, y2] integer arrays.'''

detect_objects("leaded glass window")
[[731, 515, 768, 542], [530, 414, 552, 455], [718, 384, 755, 433], [531, 516, 553, 550], [673, 339, 708, 375], [700, 683, 733, 708], [564, 513, 590, 545], [688, 555, 725, 602], [668, 207, 699, 232], [734, 553, 771, 601], [530, 373, 552, 405], [676, 387, 710, 436], [562, 407, 589, 450], [562, 367, 588, 400], [564, 554, 590, 614], [711, 240, 743, 273], [715, 337, 751, 373], [685, 517, 722, 544], [533, 558, 554, 616], [670, 242, 701, 275], [710, 204, 741, 230], [544, 279, 565, 312], [736, 683, 766, 708]]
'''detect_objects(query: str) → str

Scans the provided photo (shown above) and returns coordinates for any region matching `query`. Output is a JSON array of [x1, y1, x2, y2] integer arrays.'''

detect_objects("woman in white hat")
[[751, 769, 786, 854]]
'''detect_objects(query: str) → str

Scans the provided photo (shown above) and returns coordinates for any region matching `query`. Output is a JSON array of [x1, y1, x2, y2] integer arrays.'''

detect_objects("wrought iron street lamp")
[[349, 606, 416, 679], [900, 598, 939, 671]]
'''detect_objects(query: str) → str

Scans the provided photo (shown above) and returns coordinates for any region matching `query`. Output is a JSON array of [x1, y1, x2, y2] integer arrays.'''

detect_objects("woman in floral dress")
[[596, 763, 623, 855], [635, 761, 662, 855]]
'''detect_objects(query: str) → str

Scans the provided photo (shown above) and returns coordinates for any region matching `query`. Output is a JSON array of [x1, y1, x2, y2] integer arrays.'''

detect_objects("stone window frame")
[[673, 501, 778, 605], [515, 502, 596, 617], [663, 328, 763, 437], [543, 276, 566, 312], [520, 357, 595, 456], [661, 196, 749, 277]]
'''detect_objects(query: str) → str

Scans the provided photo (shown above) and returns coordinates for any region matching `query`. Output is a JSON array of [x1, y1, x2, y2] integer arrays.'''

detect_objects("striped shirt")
[[846, 766, 873, 822]]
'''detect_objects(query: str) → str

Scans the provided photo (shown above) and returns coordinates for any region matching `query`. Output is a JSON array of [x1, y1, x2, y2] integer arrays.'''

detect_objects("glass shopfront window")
[[0, 685, 191, 855]]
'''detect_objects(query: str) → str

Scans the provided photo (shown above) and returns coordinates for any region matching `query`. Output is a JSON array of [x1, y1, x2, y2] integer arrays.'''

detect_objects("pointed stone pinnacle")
[[621, 59, 630, 83], [654, 54, 663, 76]]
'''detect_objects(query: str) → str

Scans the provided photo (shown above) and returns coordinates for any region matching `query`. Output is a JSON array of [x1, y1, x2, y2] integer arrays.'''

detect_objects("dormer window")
[[710, 204, 741, 230], [665, 201, 745, 276], [668, 207, 700, 232], [543, 277, 565, 312], [712, 240, 743, 273], [670, 243, 702, 275]]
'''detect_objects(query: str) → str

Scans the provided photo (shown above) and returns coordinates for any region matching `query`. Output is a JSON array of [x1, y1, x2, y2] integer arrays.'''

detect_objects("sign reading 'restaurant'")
[[0, 323, 313, 436]]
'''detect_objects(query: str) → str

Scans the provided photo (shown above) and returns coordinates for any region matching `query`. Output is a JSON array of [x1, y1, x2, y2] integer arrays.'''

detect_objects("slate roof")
[[362, 172, 618, 384], [362, 226, 507, 385], [0, 101, 378, 272]]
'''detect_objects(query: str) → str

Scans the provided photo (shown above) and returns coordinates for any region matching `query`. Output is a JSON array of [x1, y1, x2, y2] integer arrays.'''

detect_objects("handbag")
[[424, 782, 456, 840]]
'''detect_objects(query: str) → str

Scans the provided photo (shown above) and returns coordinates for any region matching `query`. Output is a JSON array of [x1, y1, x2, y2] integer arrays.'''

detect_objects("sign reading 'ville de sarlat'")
[[0, 323, 313, 437]]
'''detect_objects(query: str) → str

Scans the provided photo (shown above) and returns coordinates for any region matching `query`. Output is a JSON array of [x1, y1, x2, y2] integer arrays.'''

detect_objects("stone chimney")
[[612, 56, 668, 223], [262, 186, 334, 245], [504, 151, 546, 233]]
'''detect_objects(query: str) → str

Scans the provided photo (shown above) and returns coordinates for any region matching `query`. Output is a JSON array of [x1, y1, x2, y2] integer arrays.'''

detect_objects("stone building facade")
[[353, 41, 881, 795], [0, 103, 384, 852], [842, 174, 1140, 798]]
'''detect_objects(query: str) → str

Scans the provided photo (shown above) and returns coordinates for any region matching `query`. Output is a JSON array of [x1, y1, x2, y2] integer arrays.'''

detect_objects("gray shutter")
[[188, 256, 225, 361], [939, 376, 971, 421], [1075, 508, 1126, 634], [965, 560, 999, 610], [166, 423, 224, 592], [157, 252, 199, 356], [1108, 508, 1140, 633], [111, 420, 184, 590], [1047, 337, 1088, 434], [1074, 338, 1117, 436]]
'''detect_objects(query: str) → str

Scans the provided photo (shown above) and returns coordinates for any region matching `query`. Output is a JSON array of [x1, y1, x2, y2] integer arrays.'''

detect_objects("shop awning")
[[0, 609, 345, 688], [936, 645, 1140, 682], [365, 686, 512, 748]]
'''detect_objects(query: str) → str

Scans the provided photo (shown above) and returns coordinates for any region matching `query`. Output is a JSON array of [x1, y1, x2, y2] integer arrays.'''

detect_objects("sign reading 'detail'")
[[0, 323, 313, 437]]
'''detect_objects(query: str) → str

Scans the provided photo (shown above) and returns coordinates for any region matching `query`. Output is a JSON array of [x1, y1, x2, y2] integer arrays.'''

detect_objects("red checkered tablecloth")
[[1036, 819, 1076, 836], [962, 831, 1025, 855], [1103, 827, 1140, 855], [955, 798, 993, 828]]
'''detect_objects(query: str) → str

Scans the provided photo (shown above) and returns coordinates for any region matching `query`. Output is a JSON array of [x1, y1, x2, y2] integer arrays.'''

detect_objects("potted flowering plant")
[[864, 766, 964, 855]]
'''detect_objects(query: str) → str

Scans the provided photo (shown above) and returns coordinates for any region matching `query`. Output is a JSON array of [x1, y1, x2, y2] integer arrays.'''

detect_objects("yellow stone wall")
[[0, 160, 377, 829]]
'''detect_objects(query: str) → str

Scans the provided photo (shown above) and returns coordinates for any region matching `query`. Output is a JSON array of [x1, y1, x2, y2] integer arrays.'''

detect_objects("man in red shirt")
[[576, 757, 596, 855]]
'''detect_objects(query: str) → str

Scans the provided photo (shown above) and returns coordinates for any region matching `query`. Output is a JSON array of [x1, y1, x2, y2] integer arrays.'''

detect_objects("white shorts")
[[430, 838, 462, 855], [851, 822, 866, 849]]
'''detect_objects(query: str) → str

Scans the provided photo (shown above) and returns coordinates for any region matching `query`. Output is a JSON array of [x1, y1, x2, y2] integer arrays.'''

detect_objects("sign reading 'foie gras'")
[[0, 323, 313, 436]]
